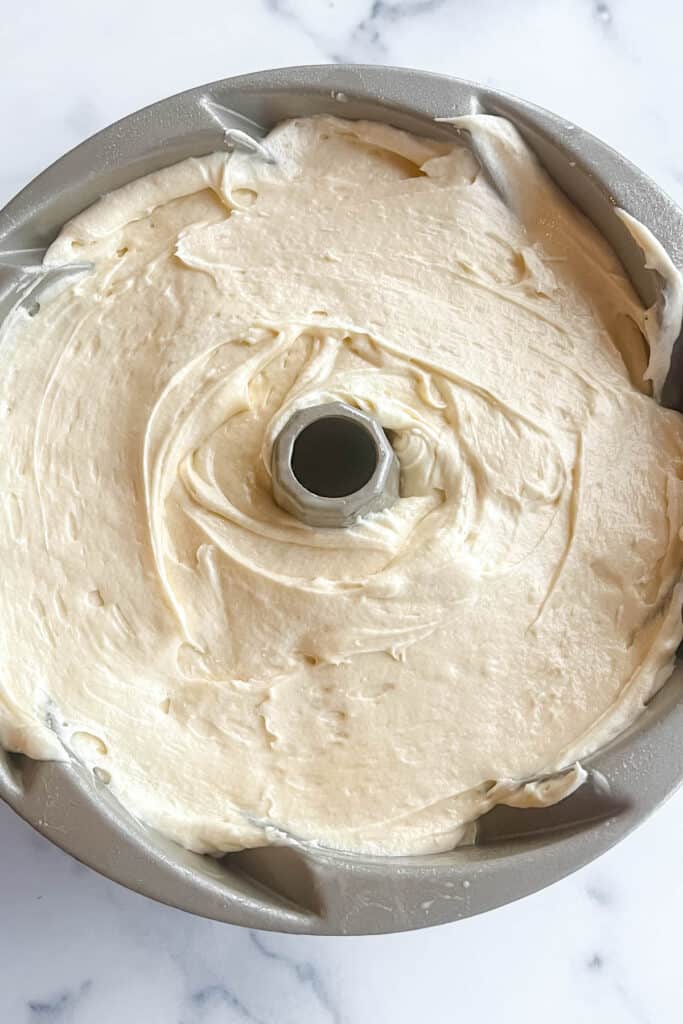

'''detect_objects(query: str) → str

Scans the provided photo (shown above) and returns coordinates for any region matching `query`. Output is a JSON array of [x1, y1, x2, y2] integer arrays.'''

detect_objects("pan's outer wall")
[[1, 65, 682, 935]]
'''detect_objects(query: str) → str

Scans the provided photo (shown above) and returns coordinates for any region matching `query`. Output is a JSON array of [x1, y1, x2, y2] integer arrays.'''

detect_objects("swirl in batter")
[[1, 115, 682, 854]]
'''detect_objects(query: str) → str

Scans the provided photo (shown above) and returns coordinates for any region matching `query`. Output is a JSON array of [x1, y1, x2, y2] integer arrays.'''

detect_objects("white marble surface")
[[2, 1, 683, 1021]]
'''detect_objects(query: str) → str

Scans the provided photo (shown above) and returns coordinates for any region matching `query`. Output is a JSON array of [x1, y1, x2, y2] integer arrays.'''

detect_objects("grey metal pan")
[[1, 65, 682, 935]]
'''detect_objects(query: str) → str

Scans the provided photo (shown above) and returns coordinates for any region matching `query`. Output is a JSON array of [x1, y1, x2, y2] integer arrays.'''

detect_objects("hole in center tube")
[[291, 416, 377, 498]]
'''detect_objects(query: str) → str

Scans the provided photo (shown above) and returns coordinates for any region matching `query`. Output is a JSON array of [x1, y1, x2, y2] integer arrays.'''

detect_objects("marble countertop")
[[2, 1, 683, 1021]]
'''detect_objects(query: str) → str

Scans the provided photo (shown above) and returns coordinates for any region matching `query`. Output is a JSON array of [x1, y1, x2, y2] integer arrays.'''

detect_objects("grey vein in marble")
[[249, 932, 343, 1024], [27, 981, 92, 1023], [265, 0, 449, 63], [614, 980, 653, 1024], [594, 1, 612, 25], [586, 883, 614, 907], [188, 984, 269, 1024]]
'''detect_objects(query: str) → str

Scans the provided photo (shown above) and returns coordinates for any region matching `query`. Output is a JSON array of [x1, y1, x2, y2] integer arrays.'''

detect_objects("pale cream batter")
[[1, 115, 682, 855]]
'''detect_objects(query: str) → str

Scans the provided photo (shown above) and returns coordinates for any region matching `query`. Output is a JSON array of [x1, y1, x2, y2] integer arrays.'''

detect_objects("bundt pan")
[[1, 65, 682, 935]]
